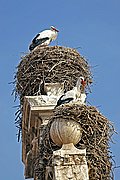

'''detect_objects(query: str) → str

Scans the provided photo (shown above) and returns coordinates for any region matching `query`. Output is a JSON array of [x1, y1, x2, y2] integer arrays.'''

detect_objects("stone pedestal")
[[49, 118, 89, 180], [51, 143, 89, 180], [21, 82, 89, 180]]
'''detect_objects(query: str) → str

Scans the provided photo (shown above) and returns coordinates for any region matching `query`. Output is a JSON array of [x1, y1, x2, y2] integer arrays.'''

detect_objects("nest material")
[[35, 105, 114, 180], [14, 46, 92, 104]]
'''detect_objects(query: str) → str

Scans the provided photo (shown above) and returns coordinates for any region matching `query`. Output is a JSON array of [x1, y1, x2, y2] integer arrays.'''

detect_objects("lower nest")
[[35, 104, 114, 180]]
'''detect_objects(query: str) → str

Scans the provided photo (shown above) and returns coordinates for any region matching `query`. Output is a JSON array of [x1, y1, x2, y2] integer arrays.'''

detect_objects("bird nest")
[[13, 45, 92, 134], [34, 105, 114, 180], [14, 45, 92, 104]]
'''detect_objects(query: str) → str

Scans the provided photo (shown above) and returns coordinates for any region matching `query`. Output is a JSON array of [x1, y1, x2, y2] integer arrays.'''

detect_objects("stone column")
[[49, 119, 89, 180], [52, 144, 89, 180]]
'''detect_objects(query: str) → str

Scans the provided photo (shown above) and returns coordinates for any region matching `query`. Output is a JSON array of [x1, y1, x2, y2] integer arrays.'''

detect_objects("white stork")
[[29, 26, 59, 51], [55, 77, 86, 107]]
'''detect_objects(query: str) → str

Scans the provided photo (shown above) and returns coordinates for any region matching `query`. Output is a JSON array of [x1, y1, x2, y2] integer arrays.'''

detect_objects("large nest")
[[14, 46, 92, 104], [34, 105, 114, 180]]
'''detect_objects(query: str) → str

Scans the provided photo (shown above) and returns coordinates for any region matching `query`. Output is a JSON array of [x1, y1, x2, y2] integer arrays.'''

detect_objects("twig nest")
[[45, 104, 114, 180], [50, 118, 82, 146], [15, 46, 92, 104]]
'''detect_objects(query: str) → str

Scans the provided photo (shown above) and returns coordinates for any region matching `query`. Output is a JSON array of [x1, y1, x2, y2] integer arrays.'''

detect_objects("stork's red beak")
[[51, 26, 59, 32], [54, 28, 59, 32], [81, 79, 86, 87]]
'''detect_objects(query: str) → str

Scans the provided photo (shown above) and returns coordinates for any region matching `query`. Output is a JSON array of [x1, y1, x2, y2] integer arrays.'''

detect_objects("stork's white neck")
[[76, 78, 82, 89]]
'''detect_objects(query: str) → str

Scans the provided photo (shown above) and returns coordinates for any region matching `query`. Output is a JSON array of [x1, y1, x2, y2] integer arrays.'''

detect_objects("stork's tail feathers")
[[29, 43, 36, 51]]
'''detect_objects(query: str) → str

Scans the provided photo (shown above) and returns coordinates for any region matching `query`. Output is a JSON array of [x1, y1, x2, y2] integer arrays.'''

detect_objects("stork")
[[29, 26, 59, 51], [55, 77, 86, 107]]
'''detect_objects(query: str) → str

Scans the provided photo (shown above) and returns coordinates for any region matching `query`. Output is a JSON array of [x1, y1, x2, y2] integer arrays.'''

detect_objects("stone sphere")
[[50, 119, 82, 146]]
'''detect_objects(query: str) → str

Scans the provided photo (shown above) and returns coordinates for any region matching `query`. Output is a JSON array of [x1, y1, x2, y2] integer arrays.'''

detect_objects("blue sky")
[[0, 0, 120, 179]]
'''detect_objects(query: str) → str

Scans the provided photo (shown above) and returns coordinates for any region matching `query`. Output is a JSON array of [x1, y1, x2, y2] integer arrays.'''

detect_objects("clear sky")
[[0, 0, 120, 179]]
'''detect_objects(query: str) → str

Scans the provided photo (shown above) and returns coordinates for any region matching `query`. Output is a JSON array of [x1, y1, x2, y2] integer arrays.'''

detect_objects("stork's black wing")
[[55, 95, 74, 107], [29, 37, 49, 51], [32, 33, 40, 43]]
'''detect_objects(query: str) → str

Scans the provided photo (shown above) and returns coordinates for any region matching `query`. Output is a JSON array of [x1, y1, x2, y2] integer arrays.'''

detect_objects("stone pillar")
[[52, 144, 89, 180], [49, 119, 89, 180]]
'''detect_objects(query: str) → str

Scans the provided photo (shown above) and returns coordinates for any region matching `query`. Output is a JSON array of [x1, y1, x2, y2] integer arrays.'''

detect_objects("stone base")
[[50, 143, 89, 180]]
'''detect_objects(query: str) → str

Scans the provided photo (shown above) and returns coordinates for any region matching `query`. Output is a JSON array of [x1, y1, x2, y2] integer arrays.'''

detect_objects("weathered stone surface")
[[50, 119, 82, 146], [52, 144, 89, 180], [22, 93, 58, 179]]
